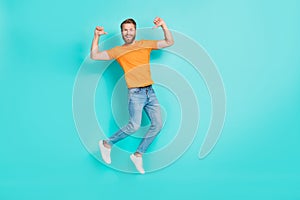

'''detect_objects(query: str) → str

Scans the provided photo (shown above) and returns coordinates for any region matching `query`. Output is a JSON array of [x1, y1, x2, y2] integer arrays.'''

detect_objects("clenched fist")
[[153, 17, 166, 28], [94, 26, 107, 37]]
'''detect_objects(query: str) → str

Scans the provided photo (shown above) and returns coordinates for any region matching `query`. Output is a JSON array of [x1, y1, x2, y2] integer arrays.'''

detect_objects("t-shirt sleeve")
[[106, 47, 118, 59], [142, 40, 159, 50]]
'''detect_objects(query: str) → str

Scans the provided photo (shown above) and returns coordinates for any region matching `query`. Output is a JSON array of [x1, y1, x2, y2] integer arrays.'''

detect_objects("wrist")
[[94, 34, 100, 38], [161, 23, 168, 29]]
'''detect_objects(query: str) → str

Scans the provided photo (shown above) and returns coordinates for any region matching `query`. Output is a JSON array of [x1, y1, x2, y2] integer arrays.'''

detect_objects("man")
[[90, 17, 174, 174]]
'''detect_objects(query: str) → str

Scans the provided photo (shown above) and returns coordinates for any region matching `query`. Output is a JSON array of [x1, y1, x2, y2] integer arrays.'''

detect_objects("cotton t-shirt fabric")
[[106, 40, 158, 88]]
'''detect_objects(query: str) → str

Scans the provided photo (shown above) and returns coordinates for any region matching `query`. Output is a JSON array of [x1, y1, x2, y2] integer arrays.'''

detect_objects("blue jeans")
[[105, 85, 162, 154]]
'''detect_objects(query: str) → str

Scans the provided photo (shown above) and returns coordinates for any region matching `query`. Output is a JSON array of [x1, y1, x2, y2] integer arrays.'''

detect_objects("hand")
[[94, 26, 107, 37], [153, 17, 166, 28]]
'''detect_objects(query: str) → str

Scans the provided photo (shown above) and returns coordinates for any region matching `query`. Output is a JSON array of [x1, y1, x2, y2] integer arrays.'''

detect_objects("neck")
[[123, 40, 136, 46]]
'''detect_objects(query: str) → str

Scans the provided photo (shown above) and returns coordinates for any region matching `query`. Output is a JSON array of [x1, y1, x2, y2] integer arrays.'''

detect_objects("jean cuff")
[[105, 139, 113, 146]]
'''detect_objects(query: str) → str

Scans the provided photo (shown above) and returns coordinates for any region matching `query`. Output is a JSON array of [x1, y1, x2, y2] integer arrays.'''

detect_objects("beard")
[[122, 34, 136, 44]]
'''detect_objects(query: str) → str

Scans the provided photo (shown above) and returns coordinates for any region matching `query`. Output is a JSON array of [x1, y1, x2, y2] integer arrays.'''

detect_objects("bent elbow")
[[166, 40, 174, 47], [90, 52, 96, 60]]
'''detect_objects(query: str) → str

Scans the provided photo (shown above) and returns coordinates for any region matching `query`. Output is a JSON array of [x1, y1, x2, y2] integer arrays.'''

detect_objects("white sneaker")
[[99, 140, 111, 164], [130, 154, 145, 174]]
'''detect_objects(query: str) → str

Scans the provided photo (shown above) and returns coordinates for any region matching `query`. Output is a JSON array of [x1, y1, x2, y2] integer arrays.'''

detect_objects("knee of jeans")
[[126, 122, 140, 133], [153, 120, 163, 132]]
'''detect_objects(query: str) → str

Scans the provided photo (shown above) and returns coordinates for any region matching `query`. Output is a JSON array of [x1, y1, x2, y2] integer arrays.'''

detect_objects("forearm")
[[161, 24, 174, 45], [90, 35, 110, 60], [90, 35, 100, 58]]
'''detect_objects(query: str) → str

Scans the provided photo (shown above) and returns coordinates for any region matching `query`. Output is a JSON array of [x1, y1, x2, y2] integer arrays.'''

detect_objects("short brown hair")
[[120, 18, 136, 30]]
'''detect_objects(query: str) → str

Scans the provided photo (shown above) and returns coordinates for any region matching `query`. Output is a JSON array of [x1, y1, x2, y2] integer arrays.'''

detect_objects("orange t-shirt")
[[106, 40, 158, 88]]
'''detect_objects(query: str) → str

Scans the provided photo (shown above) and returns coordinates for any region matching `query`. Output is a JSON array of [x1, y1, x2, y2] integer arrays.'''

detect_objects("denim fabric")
[[106, 85, 162, 154]]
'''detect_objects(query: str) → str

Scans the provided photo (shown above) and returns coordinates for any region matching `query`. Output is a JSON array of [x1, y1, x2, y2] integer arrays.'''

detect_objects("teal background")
[[1, 0, 300, 199]]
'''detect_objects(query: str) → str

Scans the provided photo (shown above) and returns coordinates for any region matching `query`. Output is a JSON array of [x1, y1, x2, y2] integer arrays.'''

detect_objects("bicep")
[[157, 40, 172, 49], [91, 50, 112, 60]]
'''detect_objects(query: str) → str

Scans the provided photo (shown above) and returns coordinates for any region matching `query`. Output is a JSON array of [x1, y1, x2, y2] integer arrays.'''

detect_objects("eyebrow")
[[123, 28, 135, 31]]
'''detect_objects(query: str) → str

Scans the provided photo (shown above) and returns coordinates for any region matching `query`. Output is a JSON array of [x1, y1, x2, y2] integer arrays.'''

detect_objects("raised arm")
[[153, 17, 174, 49], [90, 26, 111, 60]]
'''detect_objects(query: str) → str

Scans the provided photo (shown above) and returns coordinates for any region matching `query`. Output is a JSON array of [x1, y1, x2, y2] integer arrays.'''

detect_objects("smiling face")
[[121, 22, 136, 45]]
